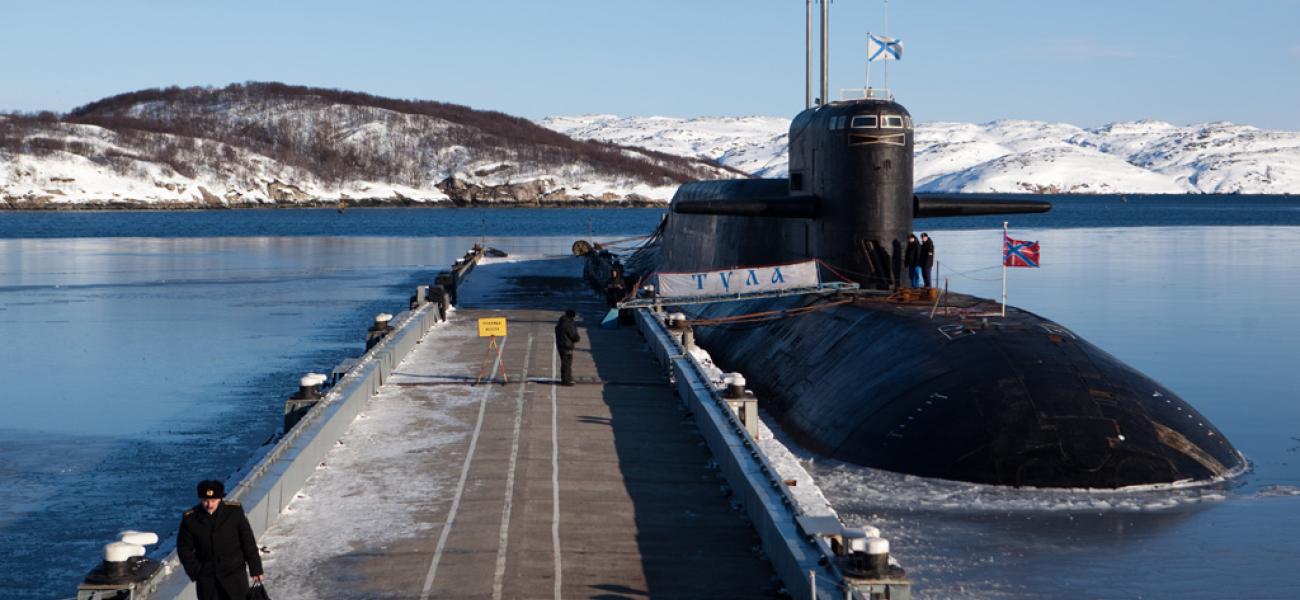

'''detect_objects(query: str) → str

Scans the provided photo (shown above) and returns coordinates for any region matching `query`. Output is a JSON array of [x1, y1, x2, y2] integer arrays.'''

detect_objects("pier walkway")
[[258, 256, 778, 599]]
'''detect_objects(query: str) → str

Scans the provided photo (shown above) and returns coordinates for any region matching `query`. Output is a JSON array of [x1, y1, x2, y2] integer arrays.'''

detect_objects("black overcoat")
[[904, 239, 921, 268], [921, 239, 935, 268], [177, 501, 263, 600], [555, 315, 580, 351]]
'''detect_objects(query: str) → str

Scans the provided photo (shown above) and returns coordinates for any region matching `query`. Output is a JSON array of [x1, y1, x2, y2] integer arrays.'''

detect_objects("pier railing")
[[634, 308, 910, 600], [838, 87, 894, 101], [77, 247, 485, 600]]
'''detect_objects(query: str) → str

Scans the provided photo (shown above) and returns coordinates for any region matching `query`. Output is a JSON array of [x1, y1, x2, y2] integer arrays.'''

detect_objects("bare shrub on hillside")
[[64, 82, 732, 187]]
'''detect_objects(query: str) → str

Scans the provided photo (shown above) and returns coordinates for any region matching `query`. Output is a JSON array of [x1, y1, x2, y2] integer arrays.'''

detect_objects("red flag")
[[1003, 235, 1040, 268]]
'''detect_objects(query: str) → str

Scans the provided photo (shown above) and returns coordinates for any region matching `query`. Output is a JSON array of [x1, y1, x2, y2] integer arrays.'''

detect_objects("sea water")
[[1, 201, 1298, 599]]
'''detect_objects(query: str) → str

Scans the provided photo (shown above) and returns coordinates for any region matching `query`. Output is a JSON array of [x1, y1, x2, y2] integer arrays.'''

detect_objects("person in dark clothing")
[[904, 234, 921, 288], [605, 269, 627, 309], [555, 310, 581, 386], [920, 233, 936, 288], [177, 480, 263, 600]]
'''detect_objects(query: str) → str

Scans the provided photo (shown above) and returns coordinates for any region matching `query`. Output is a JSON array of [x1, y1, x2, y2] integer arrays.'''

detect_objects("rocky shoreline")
[[0, 196, 666, 210]]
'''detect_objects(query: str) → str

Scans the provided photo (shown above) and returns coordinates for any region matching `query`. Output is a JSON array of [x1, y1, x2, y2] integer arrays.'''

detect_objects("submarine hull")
[[602, 211, 1246, 489], [678, 292, 1244, 488]]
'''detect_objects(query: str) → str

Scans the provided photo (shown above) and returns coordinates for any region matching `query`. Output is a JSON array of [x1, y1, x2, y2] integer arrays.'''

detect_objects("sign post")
[[476, 317, 508, 385]]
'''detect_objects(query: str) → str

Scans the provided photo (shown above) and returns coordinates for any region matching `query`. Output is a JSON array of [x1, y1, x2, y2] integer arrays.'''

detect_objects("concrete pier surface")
[[258, 256, 778, 599]]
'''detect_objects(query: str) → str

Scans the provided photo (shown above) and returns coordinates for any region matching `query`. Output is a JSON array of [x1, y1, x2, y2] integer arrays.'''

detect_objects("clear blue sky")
[[3, 1, 1298, 128]]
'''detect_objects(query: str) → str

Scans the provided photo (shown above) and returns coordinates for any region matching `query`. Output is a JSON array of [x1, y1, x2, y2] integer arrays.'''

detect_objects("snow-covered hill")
[[0, 84, 735, 209], [7, 87, 1297, 209], [540, 115, 792, 178], [541, 115, 1300, 194]]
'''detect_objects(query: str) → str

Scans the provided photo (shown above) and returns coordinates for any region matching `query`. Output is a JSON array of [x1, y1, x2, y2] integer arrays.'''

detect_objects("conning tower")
[[670, 94, 1048, 288], [789, 98, 917, 287]]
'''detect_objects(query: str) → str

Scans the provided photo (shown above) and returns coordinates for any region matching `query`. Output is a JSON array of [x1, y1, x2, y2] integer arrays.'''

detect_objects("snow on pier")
[[258, 256, 777, 599]]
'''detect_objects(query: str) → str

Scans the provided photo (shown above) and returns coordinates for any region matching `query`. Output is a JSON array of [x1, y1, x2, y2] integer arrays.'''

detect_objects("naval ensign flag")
[[867, 33, 903, 62], [1000, 222, 1041, 317]]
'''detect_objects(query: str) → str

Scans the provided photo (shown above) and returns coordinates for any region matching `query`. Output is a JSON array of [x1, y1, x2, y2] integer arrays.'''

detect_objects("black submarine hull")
[[676, 291, 1243, 488], [593, 214, 1246, 490]]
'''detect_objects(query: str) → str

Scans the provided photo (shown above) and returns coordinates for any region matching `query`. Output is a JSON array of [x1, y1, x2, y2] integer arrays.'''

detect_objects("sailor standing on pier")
[[555, 309, 580, 386], [177, 480, 265, 600]]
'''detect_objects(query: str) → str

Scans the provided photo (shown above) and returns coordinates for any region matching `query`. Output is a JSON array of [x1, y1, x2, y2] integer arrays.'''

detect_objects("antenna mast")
[[819, 0, 829, 105], [805, 0, 813, 109], [883, 0, 890, 91]]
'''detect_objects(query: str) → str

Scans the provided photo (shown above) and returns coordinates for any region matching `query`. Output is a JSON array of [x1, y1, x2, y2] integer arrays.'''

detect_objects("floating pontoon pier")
[[76, 251, 904, 600]]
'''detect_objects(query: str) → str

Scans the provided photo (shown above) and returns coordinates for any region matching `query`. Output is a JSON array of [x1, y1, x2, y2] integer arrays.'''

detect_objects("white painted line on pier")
[[492, 333, 534, 600], [551, 342, 563, 600], [419, 335, 506, 600]]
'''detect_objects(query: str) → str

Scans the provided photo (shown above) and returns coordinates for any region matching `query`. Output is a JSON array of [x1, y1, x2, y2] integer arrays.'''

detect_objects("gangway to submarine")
[[610, 255, 867, 311]]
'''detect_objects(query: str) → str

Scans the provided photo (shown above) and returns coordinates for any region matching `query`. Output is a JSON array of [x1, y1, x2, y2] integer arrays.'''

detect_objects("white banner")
[[657, 261, 821, 298]]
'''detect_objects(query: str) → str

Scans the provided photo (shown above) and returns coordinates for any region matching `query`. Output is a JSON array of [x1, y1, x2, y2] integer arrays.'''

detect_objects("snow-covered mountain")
[[540, 115, 792, 178], [541, 115, 1300, 194], [0, 84, 735, 209], [7, 86, 1297, 210]]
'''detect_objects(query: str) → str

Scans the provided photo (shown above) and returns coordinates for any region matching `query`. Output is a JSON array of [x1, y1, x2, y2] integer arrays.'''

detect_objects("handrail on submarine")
[[617, 281, 859, 309]]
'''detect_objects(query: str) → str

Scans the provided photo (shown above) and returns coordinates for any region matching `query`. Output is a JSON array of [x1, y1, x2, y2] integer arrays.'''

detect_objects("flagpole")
[[883, 0, 889, 91], [866, 31, 872, 91], [1001, 221, 1008, 318]]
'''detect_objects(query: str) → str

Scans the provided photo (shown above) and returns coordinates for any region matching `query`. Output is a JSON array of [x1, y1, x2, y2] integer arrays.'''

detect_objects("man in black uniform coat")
[[904, 234, 921, 288], [177, 480, 264, 600], [555, 309, 581, 386], [920, 233, 936, 288]]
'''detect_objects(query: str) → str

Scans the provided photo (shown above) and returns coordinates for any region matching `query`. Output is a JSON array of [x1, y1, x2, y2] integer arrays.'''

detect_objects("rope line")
[[943, 263, 1004, 282], [684, 298, 853, 326]]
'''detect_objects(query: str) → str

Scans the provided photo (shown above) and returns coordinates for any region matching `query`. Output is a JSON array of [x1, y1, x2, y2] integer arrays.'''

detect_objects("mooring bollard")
[[365, 313, 394, 351], [666, 312, 689, 347], [412, 285, 429, 309], [723, 373, 760, 438], [865, 537, 890, 574], [76, 531, 161, 599], [284, 373, 328, 431], [839, 531, 906, 594], [640, 284, 663, 313]]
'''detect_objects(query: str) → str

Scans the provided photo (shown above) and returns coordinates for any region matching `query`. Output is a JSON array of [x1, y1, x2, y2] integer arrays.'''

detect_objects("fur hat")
[[197, 480, 225, 499]]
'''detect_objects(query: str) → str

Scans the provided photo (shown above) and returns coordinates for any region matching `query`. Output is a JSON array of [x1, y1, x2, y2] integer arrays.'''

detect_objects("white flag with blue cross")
[[867, 33, 903, 62]]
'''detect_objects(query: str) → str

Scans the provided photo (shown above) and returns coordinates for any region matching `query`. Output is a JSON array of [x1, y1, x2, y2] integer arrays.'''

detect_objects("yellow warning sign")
[[477, 317, 507, 338]]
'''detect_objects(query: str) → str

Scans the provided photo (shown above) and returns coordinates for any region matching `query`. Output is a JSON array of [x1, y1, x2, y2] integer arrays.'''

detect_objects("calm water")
[[0, 195, 1298, 239], [1, 200, 1299, 599], [0, 207, 663, 239]]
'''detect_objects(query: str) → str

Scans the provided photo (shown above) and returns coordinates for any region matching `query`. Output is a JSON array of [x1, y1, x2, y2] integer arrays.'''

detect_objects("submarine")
[[585, 6, 1246, 489]]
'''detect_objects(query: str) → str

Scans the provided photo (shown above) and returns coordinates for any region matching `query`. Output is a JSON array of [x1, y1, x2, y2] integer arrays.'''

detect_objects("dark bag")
[[246, 582, 271, 600]]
